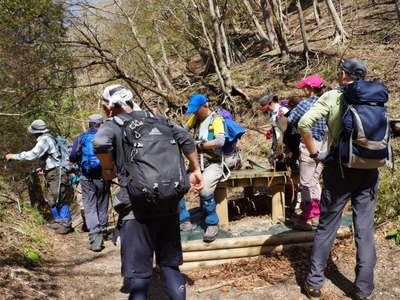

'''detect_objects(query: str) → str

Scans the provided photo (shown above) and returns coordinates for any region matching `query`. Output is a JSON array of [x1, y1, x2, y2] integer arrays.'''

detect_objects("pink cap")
[[296, 75, 324, 88]]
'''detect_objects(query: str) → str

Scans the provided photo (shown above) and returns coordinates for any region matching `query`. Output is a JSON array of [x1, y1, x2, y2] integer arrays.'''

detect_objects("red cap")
[[296, 75, 324, 88]]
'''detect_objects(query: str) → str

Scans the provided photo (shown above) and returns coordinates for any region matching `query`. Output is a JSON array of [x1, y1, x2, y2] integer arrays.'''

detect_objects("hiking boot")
[[47, 221, 62, 230], [292, 218, 314, 231], [304, 281, 321, 300], [203, 225, 219, 243], [353, 296, 370, 300], [311, 217, 319, 228], [180, 220, 193, 232], [54, 225, 72, 235], [90, 234, 104, 252]]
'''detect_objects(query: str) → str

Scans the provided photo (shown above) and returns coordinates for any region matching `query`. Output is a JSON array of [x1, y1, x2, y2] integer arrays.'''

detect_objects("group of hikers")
[[4, 58, 392, 300]]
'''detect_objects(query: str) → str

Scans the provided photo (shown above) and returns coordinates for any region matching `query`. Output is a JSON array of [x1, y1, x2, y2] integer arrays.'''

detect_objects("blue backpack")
[[216, 109, 246, 155], [79, 131, 101, 173], [336, 80, 391, 169]]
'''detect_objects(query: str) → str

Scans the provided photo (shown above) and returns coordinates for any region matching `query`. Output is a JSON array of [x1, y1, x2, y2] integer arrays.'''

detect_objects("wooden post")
[[215, 187, 229, 226], [270, 183, 285, 222]]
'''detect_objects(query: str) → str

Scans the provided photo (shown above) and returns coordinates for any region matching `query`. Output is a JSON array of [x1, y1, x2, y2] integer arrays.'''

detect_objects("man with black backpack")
[[5, 120, 72, 234], [69, 114, 110, 252], [298, 59, 390, 300], [93, 84, 203, 300]]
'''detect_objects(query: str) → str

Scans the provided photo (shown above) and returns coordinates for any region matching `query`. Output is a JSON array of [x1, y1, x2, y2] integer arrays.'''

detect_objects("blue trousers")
[[306, 163, 379, 298], [179, 196, 219, 226]]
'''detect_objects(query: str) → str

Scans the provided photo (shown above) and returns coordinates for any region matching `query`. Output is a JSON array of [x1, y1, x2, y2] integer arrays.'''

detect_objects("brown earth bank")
[[1, 223, 399, 300]]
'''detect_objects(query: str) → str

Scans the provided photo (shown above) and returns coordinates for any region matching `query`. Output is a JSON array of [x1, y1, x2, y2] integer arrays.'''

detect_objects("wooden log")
[[270, 184, 285, 222], [215, 187, 229, 226], [183, 242, 313, 262], [182, 227, 351, 252], [181, 242, 313, 270], [180, 258, 238, 271]]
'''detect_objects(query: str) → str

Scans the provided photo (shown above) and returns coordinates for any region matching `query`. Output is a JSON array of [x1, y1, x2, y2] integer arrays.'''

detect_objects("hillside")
[[0, 0, 400, 299]]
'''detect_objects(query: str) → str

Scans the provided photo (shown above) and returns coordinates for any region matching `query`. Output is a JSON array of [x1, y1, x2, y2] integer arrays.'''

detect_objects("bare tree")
[[395, 0, 400, 23], [243, 0, 274, 49], [325, 0, 348, 44], [207, 0, 233, 100], [113, 0, 177, 98], [267, 0, 289, 58], [313, 0, 321, 25], [296, 0, 310, 53], [260, 0, 278, 48]]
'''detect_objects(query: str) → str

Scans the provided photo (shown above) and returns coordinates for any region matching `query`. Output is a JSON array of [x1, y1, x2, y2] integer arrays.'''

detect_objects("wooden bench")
[[215, 169, 288, 226]]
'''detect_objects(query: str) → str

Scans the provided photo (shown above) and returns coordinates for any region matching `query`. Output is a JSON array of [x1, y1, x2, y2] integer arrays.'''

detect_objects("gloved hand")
[[264, 129, 273, 140], [312, 151, 329, 163]]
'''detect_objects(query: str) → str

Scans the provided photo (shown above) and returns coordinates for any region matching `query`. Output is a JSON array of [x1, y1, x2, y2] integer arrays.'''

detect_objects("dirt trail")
[[35, 226, 400, 300]]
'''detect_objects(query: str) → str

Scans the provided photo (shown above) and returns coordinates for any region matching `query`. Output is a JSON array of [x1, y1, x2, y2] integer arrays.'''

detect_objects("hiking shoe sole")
[[54, 226, 73, 235], [180, 221, 193, 232], [47, 222, 62, 230], [304, 281, 321, 300], [203, 225, 219, 243]]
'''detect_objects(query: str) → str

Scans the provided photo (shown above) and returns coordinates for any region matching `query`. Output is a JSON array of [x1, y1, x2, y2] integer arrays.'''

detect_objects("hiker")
[[282, 96, 303, 170], [5, 120, 72, 234], [93, 84, 203, 300], [298, 59, 388, 300], [178, 107, 247, 233], [69, 114, 110, 252], [259, 95, 289, 169], [180, 94, 226, 242], [287, 75, 328, 231]]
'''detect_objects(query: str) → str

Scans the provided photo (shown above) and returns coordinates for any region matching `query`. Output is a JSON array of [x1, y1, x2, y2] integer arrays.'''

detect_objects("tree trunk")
[[268, 0, 290, 58], [313, 0, 321, 25], [296, 0, 310, 53], [261, 0, 278, 48], [395, 0, 400, 23], [325, 0, 348, 44], [208, 0, 233, 100], [243, 0, 274, 49], [215, 3, 232, 67]]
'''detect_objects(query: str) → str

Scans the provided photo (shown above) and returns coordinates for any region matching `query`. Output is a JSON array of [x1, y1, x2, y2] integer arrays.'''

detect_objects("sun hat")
[[88, 114, 104, 125], [185, 94, 207, 114], [102, 85, 141, 110], [296, 75, 324, 89], [340, 58, 367, 79], [259, 95, 278, 111], [28, 120, 49, 134]]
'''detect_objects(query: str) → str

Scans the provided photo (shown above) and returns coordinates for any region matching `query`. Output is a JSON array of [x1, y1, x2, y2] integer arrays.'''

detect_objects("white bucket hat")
[[28, 120, 49, 134]]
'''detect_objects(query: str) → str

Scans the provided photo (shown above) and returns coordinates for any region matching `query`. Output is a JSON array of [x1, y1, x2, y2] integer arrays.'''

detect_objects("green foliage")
[[0, 0, 79, 160], [386, 229, 400, 245], [376, 142, 400, 222], [22, 247, 41, 262]]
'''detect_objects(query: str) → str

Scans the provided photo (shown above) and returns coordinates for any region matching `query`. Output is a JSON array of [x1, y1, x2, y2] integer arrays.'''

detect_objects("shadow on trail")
[[283, 245, 354, 299]]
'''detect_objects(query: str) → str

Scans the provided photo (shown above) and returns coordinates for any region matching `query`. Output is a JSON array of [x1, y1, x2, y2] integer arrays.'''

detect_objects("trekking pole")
[[4, 159, 22, 212], [247, 159, 268, 170]]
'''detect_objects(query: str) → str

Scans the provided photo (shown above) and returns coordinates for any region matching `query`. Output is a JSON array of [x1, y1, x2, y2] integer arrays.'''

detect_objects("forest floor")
[[1, 220, 399, 300]]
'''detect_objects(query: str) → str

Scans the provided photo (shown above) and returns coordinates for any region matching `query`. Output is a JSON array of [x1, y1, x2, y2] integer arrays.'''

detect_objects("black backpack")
[[114, 111, 190, 218]]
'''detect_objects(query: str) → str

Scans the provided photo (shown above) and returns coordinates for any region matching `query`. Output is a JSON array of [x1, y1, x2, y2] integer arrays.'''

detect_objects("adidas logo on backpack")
[[149, 127, 162, 135], [337, 80, 392, 169]]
